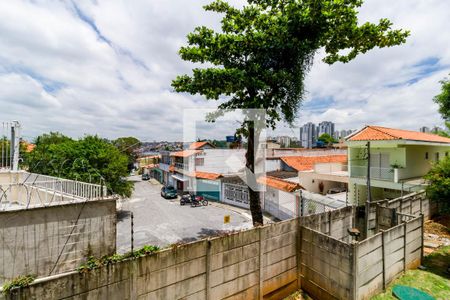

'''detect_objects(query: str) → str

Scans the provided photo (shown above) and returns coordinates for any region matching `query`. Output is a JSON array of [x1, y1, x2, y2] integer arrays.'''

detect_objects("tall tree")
[[173, 0, 409, 225], [434, 75, 450, 121], [28, 134, 133, 197], [113, 137, 141, 171], [433, 75, 450, 137]]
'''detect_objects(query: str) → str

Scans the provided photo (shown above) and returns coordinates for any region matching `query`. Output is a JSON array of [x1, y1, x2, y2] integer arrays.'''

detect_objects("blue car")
[[161, 186, 177, 199]]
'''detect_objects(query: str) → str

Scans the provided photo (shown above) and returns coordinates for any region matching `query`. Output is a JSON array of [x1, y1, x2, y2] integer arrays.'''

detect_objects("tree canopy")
[[318, 133, 337, 145], [173, 0, 409, 224], [173, 0, 409, 129], [113, 137, 141, 171], [434, 75, 450, 121], [27, 133, 133, 197], [425, 156, 450, 212]]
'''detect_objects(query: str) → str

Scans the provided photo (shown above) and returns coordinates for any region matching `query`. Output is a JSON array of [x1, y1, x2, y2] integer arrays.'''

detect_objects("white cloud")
[[0, 0, 448, 141]]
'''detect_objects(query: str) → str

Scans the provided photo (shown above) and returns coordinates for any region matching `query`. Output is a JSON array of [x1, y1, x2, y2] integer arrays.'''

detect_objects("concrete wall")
[[263, 187, 298, 221], [0, 199, 116, 284], [300, 227, 354, 300], [300, 206, 354, 242], [363, 191, 434, 236], [0, 204, 425, 300], [1, 219, 299, 300], [355, 216, 423, 300]]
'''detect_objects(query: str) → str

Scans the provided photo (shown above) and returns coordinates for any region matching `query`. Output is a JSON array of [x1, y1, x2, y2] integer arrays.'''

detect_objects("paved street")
[[116, 177, 252, 253]]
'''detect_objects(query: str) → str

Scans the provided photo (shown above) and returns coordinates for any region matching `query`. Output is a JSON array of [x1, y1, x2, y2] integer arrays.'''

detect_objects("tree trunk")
[[245, 122, 264, 226]]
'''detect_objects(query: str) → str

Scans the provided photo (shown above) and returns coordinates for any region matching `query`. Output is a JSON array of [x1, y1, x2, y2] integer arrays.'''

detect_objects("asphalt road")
[[116, 177, 252, 253]]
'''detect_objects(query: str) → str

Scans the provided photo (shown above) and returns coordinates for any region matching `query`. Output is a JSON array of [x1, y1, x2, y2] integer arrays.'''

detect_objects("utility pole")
[[365, 141, 371, 238]]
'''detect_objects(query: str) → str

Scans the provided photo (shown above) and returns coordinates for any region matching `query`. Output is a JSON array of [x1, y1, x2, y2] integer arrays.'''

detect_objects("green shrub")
[[425, 156, 450, 213], [2, 275, 36, 294], [77, 245, 160, 273]]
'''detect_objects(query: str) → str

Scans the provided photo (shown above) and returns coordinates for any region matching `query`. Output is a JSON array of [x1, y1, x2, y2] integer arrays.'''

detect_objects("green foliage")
[[436, 122, 450, 138], [2, 275, 36, 294], [434, 75, 450, 121], [318, 133, 337, 144], [77, 245, 160, 273], [172, 0, 409, 129], [173, 0, 408, 224], [27, 133, 133, 197], [113, 137, 141, 171], [425, 156, 450, 212]]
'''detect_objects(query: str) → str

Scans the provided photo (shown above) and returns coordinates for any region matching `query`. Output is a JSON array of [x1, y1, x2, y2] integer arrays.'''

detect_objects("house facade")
[[346, 125, 450, 205]]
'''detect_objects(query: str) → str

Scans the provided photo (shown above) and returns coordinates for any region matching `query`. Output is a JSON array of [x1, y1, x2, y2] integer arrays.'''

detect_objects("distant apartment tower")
[[333, 131, 340, 140], [419, 126, 430, 133], [299, 122, 316, 148], [276, 136, 291, 148], [317, 121, 335, 137]]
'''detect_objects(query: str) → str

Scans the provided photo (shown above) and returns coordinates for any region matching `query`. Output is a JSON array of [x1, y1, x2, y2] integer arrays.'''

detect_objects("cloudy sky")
[[0, 0, 449, 142]]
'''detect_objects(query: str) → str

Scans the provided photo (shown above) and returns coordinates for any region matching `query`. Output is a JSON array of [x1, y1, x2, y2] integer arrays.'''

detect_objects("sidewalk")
[[208, 201, 275, 224]]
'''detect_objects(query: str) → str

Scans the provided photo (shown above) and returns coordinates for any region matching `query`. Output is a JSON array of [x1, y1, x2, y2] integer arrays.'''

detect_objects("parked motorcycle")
[[180, 193, 193, 206], [191, 195, 208, 207]]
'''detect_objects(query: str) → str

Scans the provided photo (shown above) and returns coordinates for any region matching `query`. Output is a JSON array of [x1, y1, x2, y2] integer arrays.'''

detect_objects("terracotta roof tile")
[[143, 164, 159, 169], [257, 176, 304, 193], [190, 171, 222, 180], [189, 141, 214, 150], [348, 126, 450, 143], [281, 155, 347, 172], [170, 150, 202, 157], [25, 143, 35, 152]]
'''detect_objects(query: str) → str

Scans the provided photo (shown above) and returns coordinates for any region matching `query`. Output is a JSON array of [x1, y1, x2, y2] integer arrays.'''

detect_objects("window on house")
[[425, 152, 429, 160], [445, 152, 448, 157], [195, 157, 204, 166], [435, 152, 440, 162]]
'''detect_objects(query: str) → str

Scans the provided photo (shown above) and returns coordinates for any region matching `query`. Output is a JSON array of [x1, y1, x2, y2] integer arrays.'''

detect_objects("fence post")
[[296, 218, 302, 289], [131, 212, 134, 253], [328, 210, 332, 235], [258, 226, 264, 300], [381, 230, 386, 290], [420, 213, 424, 265], [351, 242, 359, 300], [403, 222, 407, 272], [206, 239, 212, 300], [299, 190, 304, 217]]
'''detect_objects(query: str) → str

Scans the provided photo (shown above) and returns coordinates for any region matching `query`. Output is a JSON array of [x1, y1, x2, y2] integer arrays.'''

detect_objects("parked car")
[[141, 173, 150, 181], [327, 187, 346, 194], [161, 186, 177, 199]]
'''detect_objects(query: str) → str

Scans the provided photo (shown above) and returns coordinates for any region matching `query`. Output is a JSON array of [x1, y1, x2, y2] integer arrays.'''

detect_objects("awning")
[[171, 174, 189, 182]]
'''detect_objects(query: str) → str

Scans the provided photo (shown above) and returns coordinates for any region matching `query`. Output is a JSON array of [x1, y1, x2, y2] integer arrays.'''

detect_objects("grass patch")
[[372, 246, 450, 300]]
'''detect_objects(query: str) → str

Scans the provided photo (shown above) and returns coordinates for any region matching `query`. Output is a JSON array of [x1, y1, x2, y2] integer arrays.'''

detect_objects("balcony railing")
[[174, 162, 189, 170], [351, 166, 394, 181]]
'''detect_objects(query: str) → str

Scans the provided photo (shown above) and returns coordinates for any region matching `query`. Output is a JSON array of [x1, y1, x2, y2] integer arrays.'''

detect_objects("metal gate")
[[222, 183, 249, 208]]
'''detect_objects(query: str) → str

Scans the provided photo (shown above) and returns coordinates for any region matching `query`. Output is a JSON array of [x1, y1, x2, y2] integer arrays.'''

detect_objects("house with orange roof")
[[188, 141, 215, 150], [346, 125, 450, 204], [279, 154, 349, 196], [168, 145, 246, 201]]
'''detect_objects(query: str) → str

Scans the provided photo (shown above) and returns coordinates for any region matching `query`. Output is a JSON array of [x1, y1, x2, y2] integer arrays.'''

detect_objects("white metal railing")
[[350, 166, 394, 181], [21, 172, 107, 200], [0, 121, 20, 171]]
